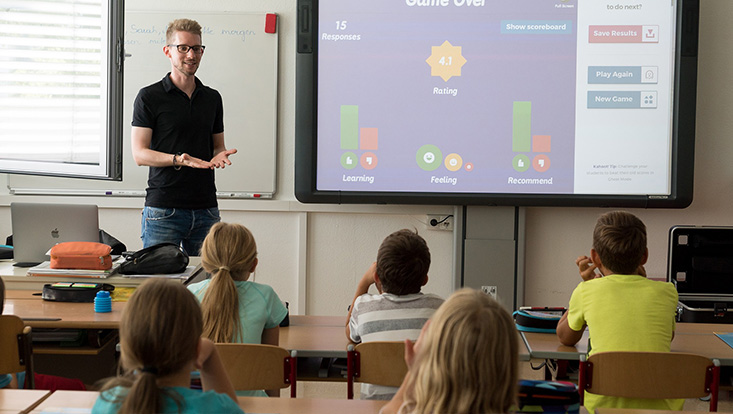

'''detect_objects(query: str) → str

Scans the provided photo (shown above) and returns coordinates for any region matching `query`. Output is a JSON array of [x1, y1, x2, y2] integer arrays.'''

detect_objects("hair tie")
[[217, 266, 230, 272], [140, 366, 158, 375]]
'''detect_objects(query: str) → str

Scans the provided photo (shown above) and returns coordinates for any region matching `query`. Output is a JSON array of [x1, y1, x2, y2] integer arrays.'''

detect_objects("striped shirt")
[[349, 292, 444, 399]]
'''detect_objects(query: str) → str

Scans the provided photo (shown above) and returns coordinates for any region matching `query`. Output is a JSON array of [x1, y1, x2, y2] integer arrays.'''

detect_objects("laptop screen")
[[10, 202, 100, 266]]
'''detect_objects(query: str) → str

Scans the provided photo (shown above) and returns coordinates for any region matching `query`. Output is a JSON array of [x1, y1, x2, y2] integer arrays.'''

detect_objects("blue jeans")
[[141, 207, 220, 256]]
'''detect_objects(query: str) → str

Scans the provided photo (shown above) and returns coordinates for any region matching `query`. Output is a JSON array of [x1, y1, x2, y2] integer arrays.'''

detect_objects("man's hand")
[[576, 255, 601, 281], [210, 148, 237, 169], [179, 153, 213, 169]]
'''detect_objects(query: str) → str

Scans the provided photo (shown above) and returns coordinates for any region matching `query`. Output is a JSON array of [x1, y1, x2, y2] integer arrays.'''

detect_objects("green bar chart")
[[340, 105, 359, 150], [512, 101, 531, 152]]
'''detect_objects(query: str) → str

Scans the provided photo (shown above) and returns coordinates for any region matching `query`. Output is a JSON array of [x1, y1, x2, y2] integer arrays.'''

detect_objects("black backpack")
[[118, 243, 189, 275]]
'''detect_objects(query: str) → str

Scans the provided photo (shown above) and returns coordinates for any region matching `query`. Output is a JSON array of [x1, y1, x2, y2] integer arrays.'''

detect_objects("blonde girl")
[[381, 288, 519, 414], [93, 279, 241, 414], [187, 222, 287, 345]]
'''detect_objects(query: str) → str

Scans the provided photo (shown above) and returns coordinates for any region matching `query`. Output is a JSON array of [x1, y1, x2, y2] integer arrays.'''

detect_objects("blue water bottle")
[[94, 290, 112, 313]]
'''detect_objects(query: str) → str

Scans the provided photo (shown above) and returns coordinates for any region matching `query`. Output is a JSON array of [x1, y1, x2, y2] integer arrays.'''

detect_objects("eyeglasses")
[[168, 44, 205, 54]]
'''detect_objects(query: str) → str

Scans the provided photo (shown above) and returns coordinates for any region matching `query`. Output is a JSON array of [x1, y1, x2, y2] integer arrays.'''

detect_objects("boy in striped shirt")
[[346, 229, 444, 400]]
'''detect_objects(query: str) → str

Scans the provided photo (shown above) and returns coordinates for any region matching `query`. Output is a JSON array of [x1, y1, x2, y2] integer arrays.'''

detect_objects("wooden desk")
[[280, 324, 350, 358], [521, 323, 733, 365], [29, 391, 388, 414], [284, 316, 531, 361], [4, 293, 124, 330], [4, 295, 350, 358], [289, 315, 345, 326], [0, 389, 50, 413], [676, 322, 733, 335], [4, 295, 531, 363], [238, 396, 387, 414]]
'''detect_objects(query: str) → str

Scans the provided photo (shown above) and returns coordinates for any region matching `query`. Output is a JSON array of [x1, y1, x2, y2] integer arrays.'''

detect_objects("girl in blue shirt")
[[188, 222, 287, 346], [93, 278, 242, 414], [187, 222, 288, 397]]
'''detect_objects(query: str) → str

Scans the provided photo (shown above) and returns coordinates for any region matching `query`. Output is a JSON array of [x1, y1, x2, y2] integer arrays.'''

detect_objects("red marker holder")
[[265, 13, 277, 34]]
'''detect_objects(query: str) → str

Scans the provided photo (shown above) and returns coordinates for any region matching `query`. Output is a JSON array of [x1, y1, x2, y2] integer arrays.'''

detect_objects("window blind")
[[0, 0, 122, 179]]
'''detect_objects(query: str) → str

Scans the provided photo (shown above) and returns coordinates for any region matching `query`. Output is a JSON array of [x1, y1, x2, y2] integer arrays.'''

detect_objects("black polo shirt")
[[132, 74, 224, 209]]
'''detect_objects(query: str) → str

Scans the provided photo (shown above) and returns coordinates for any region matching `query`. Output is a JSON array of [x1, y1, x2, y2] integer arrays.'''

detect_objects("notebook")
[[10, 202, 100, 267]]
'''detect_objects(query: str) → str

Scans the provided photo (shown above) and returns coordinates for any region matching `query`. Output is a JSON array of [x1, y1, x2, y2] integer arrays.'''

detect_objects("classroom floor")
[[291, 361, 733, 412]]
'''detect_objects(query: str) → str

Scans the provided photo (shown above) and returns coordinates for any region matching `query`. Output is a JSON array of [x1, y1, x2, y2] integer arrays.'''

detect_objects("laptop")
[[10, 202, 100, 267]]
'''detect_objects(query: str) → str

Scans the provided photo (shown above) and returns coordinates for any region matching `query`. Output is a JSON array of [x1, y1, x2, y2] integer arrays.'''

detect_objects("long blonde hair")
[[402, 288, 518, 414], [99, 278, 203, 414], [200, 222, 258, 342]]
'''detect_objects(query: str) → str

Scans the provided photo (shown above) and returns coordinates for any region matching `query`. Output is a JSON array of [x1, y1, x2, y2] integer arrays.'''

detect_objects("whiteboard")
[[9, 11, 278, 198]]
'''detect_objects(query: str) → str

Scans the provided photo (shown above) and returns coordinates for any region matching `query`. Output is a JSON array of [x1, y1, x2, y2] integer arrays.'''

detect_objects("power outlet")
[[481, 285, 497, 300], [426, 214, 453, 231]]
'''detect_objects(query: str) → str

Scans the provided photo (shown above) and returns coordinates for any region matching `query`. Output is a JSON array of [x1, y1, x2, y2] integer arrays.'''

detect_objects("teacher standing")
[[131, 18, 237, 255]]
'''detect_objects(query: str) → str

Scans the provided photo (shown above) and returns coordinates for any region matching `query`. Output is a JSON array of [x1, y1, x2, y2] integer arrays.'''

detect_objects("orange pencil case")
[[50, 241, 113, 270]]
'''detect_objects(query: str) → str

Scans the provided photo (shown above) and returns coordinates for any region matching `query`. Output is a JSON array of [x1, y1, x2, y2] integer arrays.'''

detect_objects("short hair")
[[166, 18, 202, 43], [200, 222, 258, 342], [402, 288, 518, 413], [593, 211, 647, 275], [376, 229, 430, 295]]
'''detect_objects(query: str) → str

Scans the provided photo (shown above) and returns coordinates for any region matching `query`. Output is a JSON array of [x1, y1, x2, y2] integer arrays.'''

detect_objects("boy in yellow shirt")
[[556, 211, 682, 412]]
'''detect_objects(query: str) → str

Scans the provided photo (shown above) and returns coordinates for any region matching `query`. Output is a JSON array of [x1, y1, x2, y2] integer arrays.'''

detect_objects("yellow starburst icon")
[[426, 40, 467, 82]]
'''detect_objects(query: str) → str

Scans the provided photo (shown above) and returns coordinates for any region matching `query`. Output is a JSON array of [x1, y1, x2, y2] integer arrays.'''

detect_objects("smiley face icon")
[[444, 153, 462, 172], [416, 145, 443, 171]]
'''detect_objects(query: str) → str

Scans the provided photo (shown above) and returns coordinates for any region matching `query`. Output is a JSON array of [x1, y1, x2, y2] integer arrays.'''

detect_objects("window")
[[0, 0, 123, 179]]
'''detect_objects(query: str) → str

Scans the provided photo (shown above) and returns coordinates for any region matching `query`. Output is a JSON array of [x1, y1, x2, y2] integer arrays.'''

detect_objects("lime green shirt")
[[567, 274, 683, 412]]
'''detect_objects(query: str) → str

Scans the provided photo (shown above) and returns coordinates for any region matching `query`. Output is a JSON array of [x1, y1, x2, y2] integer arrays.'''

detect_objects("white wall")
[[2, 0, 731, 313]]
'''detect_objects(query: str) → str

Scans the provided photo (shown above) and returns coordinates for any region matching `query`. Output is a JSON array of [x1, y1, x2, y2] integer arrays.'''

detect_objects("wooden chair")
[[346, 341, 407, 399], [215, 343, 297, 397], [0, 315, 35, 389], [578, 351, 720, 411]]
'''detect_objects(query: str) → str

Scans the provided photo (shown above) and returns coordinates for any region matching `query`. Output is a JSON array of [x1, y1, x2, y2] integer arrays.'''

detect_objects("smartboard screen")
[[295, 0, 699, 207]]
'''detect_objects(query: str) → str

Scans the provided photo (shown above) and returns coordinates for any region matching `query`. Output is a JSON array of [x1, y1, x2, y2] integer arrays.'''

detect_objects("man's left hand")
[[210, 148, 237, 168]]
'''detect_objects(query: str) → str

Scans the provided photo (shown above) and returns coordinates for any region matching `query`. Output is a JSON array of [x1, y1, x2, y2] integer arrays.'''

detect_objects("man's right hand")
[[178, 152, 213, 169]]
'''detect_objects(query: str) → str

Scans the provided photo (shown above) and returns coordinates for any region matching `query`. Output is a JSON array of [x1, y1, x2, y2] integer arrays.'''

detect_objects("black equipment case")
[[667, 226, 733, 323]]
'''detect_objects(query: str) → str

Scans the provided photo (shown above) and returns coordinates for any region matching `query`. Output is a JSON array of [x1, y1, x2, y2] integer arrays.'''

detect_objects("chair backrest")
[[578, 351, 719, 411], [214, 343, 296, 398], [0, 315, 35, 389], [346, 341, 407, 399]]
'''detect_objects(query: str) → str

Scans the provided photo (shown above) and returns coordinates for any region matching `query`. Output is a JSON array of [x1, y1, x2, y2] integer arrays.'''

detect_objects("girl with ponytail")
[[188, 222, 287, 345], [93, 279, 241, 414]]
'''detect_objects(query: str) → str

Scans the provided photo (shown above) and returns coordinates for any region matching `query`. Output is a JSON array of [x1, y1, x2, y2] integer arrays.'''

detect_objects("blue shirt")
[[92, 386, 243, 414], [188, 279, 287, 344]]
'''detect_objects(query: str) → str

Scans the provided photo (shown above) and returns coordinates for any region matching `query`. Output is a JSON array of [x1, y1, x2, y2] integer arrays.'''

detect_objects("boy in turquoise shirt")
[[556, 211, 682, 412]]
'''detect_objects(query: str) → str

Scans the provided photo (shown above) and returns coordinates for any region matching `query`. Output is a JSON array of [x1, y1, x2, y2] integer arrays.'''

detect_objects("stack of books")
[[27, 260, 121, 279]]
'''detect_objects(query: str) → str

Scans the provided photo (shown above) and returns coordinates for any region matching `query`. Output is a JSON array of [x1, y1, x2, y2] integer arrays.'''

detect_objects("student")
[[94, 279, 241, 414], [381, 288, 518, 414], [556, 210, 681, 412], [187, 222, 288, 346], [346, 229, 444, 400], [0, 276, 86, 391]]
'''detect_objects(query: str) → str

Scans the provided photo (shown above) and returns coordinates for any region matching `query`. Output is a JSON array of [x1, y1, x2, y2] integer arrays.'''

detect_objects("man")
[[131, 18, 237, 255]]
